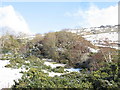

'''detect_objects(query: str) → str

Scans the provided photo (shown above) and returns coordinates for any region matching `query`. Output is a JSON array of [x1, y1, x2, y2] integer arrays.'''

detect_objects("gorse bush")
[[12, 62, 120, 89]]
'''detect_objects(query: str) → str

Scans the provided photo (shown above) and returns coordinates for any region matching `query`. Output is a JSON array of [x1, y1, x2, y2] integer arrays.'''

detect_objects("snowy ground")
[[64, 68, 81, 72], [0, 60, 25, 89], [43, 60, 81, 77], [44, 60, 81, 72], [44, 61, 65, 68], [88, 47, 99, 53], [0, 59, 81, 88], [83, 32, 119, 49], [83, 32, 118, 44]]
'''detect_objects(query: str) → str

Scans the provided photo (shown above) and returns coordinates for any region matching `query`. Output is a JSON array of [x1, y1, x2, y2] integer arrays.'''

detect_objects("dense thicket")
[[21, 31, 118, 70]]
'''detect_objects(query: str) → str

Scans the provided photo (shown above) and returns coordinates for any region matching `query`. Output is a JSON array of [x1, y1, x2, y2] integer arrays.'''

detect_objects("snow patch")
[[64, 68, 81, 72], [44, 61, 65, 68], [0, 60, 25, 89], [42, 70, 63, 77], [88, 47, 99, 53]]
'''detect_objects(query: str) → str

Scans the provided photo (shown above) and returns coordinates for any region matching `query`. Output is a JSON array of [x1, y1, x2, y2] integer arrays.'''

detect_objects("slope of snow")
[[83, 32, 118, 41], [83, 32, 118, 44], [44, 61, 65, 68], [0, 60, 25, 89]]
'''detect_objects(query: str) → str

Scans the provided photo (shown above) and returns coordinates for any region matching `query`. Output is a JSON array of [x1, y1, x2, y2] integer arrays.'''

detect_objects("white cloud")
[[0, 5, 31, 34], [65, 4, 118, 27]]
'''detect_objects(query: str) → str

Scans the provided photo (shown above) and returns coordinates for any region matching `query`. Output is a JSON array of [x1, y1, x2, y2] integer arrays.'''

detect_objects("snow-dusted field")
[[83, 32, 119, 49], [83, 32, 118, 44], [0, 60, 24, 89]]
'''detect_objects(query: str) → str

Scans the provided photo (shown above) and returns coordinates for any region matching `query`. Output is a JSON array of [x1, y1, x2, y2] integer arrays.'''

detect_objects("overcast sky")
[[0, 1, 118, 34]]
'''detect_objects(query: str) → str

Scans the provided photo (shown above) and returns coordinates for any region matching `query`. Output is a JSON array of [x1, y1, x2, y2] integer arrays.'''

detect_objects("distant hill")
[[63, 25, 119, 49]]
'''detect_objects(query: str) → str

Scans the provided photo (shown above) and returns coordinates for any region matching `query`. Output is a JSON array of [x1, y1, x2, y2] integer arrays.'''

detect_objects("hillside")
[[64, 25, 119, 49], [0, 29, 119, 89]]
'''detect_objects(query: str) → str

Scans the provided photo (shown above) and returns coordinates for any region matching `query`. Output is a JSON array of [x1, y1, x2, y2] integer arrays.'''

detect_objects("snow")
[[64, 68, 81, 72], [0, 60, 25, 89], [88, 47, 99, 53], [42, 58, 53, 62], [43, 59, 81, 77], [83, 32, 118, 44], [83, 32, 119, 49], [42, 70, 63, 77], [42, 67, 81, 77], [48, 72, 63, 77], [96, 44, 119, 50], [0, 58, 82, 88], [44, 61, 65, 68]]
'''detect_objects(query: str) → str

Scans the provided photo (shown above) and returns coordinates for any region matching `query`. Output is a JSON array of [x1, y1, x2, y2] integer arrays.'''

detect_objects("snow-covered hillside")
[[65, 25, 119, 49], [83, 32, 118, 45]]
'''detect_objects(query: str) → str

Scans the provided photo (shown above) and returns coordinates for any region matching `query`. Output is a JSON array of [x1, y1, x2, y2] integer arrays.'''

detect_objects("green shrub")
[[52, 66, 64, 73]]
